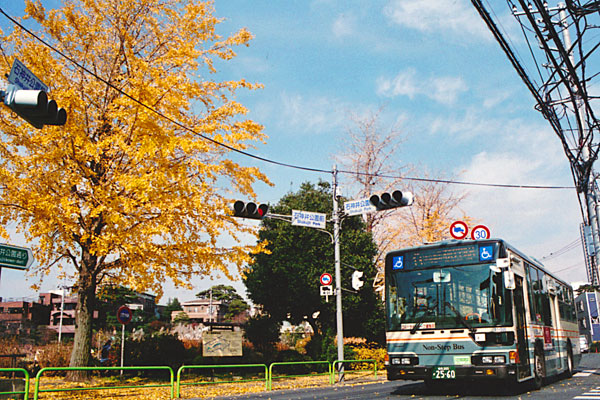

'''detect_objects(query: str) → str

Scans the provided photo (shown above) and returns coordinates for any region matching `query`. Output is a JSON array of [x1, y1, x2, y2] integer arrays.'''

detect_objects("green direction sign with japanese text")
[[0, 244, 34, 270]]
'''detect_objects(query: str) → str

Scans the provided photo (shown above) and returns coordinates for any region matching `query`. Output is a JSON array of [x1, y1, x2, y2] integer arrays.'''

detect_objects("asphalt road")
[[205, 353, 600, 400]]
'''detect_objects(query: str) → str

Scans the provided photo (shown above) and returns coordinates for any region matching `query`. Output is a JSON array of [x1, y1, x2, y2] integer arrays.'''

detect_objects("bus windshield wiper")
[[444, 302, 476, 335], [410, 301, 437, 334]]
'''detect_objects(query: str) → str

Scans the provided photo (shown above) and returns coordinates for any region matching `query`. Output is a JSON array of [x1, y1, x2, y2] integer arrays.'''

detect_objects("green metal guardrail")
[[267, 360, 332, 390], [0, 368, 30, 400], [33, 366, 174, 400], [176, 364, 268, 398], [332, 359, 378, 382]]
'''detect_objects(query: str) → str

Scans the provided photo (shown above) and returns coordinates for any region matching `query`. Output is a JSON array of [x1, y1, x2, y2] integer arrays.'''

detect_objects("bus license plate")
[[431, 366, 456, 379]]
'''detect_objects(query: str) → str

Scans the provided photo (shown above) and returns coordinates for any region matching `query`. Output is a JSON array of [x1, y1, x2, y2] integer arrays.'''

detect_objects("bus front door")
[[514, 275, 531, 379]]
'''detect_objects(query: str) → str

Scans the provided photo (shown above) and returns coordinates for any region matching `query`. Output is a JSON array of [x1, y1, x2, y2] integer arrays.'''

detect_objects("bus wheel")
[[533, 349, 545, 390], [563, 346, 574, 378]]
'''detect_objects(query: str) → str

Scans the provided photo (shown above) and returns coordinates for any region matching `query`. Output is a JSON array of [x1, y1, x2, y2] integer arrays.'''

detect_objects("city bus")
[[384, 239, 581, 389]]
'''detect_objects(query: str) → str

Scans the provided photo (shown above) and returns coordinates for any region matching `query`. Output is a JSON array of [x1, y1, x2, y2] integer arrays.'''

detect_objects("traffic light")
[[351, 270, 364, 291], [2, 84, 67, 129], [369, 190, 413, 211], [232, 200, 269, 219]]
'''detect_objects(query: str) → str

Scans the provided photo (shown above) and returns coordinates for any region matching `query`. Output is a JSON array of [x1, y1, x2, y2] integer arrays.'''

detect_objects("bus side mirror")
[[504, 270, 516, 290]]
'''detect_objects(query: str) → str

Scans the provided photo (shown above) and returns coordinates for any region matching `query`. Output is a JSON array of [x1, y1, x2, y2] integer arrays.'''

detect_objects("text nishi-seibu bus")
[[384, 239, 581, 389]]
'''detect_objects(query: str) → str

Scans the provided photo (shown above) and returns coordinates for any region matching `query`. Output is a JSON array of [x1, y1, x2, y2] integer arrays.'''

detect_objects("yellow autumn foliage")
[[0, 0, 270, 368]]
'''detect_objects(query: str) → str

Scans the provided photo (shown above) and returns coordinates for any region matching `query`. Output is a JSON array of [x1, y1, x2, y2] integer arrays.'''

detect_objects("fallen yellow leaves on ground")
[[26, 370, 385, 399]]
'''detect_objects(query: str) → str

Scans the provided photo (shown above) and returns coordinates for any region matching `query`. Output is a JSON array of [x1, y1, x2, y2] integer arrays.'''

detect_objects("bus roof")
[[387, 238, 573, 289]]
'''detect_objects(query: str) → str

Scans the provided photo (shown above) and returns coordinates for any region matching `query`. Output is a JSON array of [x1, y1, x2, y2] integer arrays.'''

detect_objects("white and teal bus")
[[385, 239, 581, 389]]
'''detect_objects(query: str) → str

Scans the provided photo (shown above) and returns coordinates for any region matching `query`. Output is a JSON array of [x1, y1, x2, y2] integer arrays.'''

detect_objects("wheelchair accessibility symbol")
[[392, 256, 404, 270], [479, 246, 493, 261]]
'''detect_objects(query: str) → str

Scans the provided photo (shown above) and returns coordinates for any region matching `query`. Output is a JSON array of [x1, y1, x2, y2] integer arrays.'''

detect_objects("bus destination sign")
[[391, 244, 495, 270]]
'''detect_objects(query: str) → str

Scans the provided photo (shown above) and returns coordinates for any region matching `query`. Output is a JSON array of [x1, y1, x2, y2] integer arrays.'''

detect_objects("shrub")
[[244, 315, 281, 353], [125, 333, 187, 371], [346, 340, 386, 370]]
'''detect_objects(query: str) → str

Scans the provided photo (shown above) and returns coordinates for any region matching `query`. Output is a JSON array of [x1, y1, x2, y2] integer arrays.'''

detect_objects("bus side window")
[[538, 270, 552, 326], [526, 263, 538, 322]]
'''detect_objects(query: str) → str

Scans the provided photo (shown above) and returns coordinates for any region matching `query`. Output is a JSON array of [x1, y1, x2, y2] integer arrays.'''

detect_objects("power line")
[[540, 238, 582, 260], [0, 7, 577, 192]]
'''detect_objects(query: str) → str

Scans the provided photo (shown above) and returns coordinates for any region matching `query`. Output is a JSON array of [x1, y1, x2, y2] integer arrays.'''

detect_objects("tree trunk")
[[66, 269, 96, 381]]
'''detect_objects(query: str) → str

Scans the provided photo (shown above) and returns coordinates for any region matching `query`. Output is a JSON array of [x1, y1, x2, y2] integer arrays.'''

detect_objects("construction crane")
[[471, 0, 600, 284]]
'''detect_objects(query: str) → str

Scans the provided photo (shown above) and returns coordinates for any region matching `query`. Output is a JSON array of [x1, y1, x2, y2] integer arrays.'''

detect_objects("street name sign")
[[343, 198, 376, 216], [8, 59, 49, 92], [292, 210, 327, 229], [0, 244, 34, 270]]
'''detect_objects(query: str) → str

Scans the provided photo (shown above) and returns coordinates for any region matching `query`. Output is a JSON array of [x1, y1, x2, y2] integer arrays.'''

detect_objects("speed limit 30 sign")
[[471, 225, 491, 240]]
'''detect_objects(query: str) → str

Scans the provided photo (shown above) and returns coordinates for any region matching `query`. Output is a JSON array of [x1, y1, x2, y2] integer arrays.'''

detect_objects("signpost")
[[471, 224, 491, 240], [0, 244, 34, 270], [449, 221, 469, 240], [320, 272, 333, 286], [320, 285, 333, 302], [116, 305, 132, 374], [7, 58, 49, 92], [343, 198, 376, 216], [0, 243, 35, 294], [292, 210, 327, 229]]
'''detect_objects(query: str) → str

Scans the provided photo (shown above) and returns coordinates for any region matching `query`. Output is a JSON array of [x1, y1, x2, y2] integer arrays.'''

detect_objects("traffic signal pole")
[[332, 165, 344, 381]]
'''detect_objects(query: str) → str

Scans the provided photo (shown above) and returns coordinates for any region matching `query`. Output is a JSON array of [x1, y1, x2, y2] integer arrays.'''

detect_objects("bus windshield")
[[386, 264, 513, 331]]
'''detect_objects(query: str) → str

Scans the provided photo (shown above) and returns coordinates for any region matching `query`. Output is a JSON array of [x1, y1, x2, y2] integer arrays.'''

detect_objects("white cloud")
[[332, 13, 356, 38], [377, 68, 467, 105], [383, 0, 491, 40], [278, 93, 348, 134], [456, 149, 585, 283], [430, 76, 469, 104]]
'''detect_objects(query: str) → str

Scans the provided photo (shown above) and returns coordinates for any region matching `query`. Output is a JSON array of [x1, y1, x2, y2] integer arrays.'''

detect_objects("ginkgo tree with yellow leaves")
[[0, 0, 269, 376]]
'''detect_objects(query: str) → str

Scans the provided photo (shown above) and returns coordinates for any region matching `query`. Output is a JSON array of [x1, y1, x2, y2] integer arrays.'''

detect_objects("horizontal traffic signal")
[[2, 85, 67, 129], [232, 200, 269, 219], [369, 190, 413, 211]]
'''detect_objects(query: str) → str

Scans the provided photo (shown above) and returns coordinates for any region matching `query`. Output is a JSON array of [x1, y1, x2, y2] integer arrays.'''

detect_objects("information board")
[[203, 331, 243, 357]]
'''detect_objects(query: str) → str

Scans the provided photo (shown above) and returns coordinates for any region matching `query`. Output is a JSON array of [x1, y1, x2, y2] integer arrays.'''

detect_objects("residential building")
[[39, 291, 99, 339], [172, 299, 226, 323], [576, 291, 600, 345], [0, 299, 50, 335]]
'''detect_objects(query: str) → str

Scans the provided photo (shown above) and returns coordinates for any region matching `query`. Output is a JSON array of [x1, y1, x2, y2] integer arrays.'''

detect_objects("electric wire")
[[0, 7, 577, 191], [541, 238, 582, 260]]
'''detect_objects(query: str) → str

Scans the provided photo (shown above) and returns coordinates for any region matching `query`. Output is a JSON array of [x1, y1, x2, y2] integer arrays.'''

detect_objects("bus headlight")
[[391, 356, 418, 365], [493, 355, 506, 364], [476, 355, 506, 365]]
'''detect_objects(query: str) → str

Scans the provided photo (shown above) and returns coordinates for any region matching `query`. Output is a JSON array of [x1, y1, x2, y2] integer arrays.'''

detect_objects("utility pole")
[[58, 286, 65, 344], [332, 165, 344, 381], [472, 0, 600, 283], [557, 4, 600, 282]]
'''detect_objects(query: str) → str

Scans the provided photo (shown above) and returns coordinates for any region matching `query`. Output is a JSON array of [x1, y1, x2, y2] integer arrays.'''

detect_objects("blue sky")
[[0, 0, 588, 304]]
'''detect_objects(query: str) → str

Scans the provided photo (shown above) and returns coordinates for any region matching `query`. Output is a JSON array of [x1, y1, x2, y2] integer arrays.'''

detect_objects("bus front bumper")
[[387, 364, 517, 381]]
